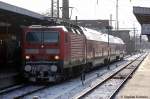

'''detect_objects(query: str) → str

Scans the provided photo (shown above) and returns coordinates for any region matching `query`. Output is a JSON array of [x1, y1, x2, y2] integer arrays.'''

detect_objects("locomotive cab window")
[[43, 31, 59, 43], [26, 32, 42, 43]]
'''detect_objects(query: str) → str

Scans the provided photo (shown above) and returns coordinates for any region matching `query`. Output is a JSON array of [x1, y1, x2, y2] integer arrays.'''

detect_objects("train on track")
[[21, 22, 125, 82]]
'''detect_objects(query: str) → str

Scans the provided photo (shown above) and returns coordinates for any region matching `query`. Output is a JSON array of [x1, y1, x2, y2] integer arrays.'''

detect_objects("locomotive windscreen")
[[43, 32, 59, 43], [26, 31, 59, 43]]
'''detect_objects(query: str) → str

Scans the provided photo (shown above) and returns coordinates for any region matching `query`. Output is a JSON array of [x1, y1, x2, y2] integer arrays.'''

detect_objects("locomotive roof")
[[28, 25, 124, 44], [48, 26, 68, 32], [81, 27, 124, 44], [28, 25, 68, 32]]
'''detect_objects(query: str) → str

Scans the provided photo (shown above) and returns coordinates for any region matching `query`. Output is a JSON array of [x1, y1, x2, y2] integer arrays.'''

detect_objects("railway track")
[[0, 72, 20, 89], [0, 54, 144, 99], [22, 54, 143, 99], [0, 84, 27, 95], [72, 53, 147, 99], [0, 83, 49, 99]]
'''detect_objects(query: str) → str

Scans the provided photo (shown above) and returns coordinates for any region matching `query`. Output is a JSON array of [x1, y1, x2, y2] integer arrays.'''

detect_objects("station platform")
[[116, 53, 150, 99]]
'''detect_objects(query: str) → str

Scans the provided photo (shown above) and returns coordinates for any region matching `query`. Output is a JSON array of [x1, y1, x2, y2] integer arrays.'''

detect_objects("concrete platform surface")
[[116, 53, 150, 99]]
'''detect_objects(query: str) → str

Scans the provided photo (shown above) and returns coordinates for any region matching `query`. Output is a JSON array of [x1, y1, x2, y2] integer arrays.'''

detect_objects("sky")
[[1, 0, 150, 35]]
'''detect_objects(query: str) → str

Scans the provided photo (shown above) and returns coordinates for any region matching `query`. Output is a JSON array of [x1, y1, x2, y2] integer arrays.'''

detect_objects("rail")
[[72, 53, 147, 99]]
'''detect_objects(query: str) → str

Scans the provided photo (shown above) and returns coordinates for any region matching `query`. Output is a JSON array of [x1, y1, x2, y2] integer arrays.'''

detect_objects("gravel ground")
[[83, 79, 123, 99]]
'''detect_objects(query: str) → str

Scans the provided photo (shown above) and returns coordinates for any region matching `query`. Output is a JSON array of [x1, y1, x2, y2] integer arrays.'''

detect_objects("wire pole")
[[97, 0, 99, 5], [133, 27, 136, 52], [110, 14, 112, 27], [106, 26, 112, 70], [116, 0, 119, 30], [62, 0, 69, 20], [140, 35, 142, 53], [51, 0, 59, 18], [51, 0, 54, 17], [57, 0, 59, 18]]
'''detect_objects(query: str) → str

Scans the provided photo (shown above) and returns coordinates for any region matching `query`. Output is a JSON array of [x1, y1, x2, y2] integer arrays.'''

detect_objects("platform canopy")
[[133, 6, 150, 41], [0, 1, 48, 26], [133, 7, 150, 24]]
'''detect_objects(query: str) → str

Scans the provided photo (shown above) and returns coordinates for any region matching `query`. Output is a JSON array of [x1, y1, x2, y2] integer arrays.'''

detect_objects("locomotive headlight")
[[54, 55, 59, 60], [50, 65, 57, 72], [26, 56, 30, 60], [24, 65, 32, 72]]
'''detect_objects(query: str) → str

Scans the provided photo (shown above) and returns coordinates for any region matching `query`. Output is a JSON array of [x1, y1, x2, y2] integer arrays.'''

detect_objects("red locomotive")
[[21, 24, 125, 82]]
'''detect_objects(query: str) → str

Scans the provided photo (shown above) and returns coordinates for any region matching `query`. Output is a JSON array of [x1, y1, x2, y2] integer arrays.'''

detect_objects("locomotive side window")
[[26, 32, 42, 43], [43, 31, 59, 43]]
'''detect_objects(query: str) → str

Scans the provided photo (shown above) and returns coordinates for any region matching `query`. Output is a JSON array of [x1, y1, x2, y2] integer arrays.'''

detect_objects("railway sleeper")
[[112, 74, 127, 79]]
